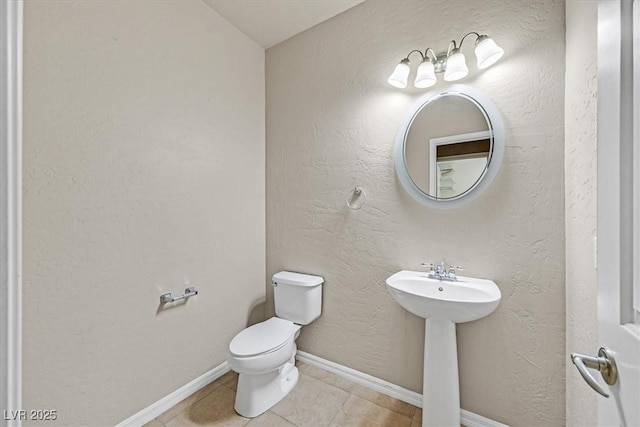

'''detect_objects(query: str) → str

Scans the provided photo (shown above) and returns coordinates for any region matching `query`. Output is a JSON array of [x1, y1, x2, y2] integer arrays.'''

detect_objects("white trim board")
[[115, 362, 231, 427], [296, 351, 509, 427], [0, 1, 23, 426]]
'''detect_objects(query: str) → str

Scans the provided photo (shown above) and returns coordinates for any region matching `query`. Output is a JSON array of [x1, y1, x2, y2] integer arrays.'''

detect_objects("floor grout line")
[[326, 391, 349, 426], [268, 410, 294, 426]]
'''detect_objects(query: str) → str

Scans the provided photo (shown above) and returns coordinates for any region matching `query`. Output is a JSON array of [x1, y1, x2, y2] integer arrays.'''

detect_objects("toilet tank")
[[272, 271, 323, 325]]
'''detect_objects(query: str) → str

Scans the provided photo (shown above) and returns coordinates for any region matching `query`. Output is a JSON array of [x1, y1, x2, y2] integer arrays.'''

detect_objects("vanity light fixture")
[[388, 32, 504, 89]]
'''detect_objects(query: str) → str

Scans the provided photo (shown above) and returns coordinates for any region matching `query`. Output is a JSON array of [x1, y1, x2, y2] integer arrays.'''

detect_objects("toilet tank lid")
[[272, 271, 324, 287]]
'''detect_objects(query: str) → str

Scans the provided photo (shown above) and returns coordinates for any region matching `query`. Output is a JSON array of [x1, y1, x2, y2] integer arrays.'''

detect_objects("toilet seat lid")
[[229, 317, 297, 357]]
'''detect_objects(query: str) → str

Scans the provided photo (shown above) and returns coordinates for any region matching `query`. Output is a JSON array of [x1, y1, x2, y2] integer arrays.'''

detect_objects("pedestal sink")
[[386, 270, 501, 427]]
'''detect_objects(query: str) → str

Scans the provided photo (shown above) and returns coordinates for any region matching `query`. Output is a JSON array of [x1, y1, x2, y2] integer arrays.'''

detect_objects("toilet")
[[228, 271, 323, 418]]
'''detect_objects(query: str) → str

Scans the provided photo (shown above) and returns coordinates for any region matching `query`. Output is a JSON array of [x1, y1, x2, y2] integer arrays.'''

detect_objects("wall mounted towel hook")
[[347, 186, 366, 210]]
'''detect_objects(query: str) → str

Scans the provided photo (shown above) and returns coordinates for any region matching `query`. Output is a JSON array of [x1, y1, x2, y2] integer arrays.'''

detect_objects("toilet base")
[[234, 360, 299, 418]]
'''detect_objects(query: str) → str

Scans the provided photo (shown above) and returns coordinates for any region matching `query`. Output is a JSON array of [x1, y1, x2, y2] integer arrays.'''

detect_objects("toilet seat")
[[230, 317, 298, 358]]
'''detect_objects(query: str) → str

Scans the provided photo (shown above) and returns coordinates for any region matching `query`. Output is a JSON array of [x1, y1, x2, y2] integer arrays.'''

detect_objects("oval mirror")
[[394, 85, 504, 208]]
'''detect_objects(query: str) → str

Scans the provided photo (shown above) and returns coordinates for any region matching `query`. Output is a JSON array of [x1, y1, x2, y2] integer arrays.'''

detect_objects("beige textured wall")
[[266, 1, 566, 425], [22, 1, 265, 425], [565, 1, 598, 425]]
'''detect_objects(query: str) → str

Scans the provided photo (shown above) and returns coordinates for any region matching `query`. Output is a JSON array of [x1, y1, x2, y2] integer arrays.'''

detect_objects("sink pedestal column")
[[423, 317, 460, 427]]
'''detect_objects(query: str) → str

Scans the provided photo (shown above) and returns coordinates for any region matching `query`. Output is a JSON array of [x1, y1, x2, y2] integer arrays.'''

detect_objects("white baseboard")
[[296, 351, 508, 427], [460, 409, 509, 427], [116, 362, 231, 427]]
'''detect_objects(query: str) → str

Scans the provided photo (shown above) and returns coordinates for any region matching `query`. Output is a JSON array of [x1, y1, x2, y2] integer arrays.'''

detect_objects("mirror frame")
[[394, 84, 505, 209]]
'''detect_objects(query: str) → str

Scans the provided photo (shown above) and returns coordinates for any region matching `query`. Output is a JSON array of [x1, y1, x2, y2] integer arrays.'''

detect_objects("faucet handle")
[[448, 265, 464, 275], [447, 265, 464, 280]]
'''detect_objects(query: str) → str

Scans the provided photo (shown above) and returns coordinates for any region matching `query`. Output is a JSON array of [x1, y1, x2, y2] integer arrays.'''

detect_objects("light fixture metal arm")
[[446, 40, 458, 56], [424, 48, 438, 62], [403, 49, 426, 61], [458, 31, 481, 48]]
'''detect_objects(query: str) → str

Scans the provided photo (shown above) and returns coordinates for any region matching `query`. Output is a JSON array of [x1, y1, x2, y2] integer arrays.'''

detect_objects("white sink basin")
[[385, 269, 502, 426], [385, 270, 501, 323]]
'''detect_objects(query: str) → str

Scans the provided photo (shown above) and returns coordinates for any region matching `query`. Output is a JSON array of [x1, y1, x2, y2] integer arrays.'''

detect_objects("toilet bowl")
[[227, 271, 323, 418], [228, 317, 302, 417]]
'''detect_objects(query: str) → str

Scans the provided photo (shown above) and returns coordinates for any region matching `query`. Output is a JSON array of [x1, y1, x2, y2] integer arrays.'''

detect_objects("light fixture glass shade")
[[475, 36, 504, 69], [443, 50, 468, 81], [414, 60, 437, 88], [388, 59, 411, 88]]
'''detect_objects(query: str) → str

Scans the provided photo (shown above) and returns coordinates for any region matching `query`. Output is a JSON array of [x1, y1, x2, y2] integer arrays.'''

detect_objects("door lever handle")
[[570, 347, 618, 398]]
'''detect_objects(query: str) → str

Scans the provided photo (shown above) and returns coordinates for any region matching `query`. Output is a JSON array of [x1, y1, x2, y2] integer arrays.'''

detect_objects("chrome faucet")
[[421, 262, 462, 282]]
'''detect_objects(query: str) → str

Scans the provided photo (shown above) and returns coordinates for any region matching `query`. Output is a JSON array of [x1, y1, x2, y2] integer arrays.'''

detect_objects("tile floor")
[[143, 360, 425, 427]]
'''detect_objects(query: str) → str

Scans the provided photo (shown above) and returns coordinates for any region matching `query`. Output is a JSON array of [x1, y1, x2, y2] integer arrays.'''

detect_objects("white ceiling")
[[202, 0, 365, 49]]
